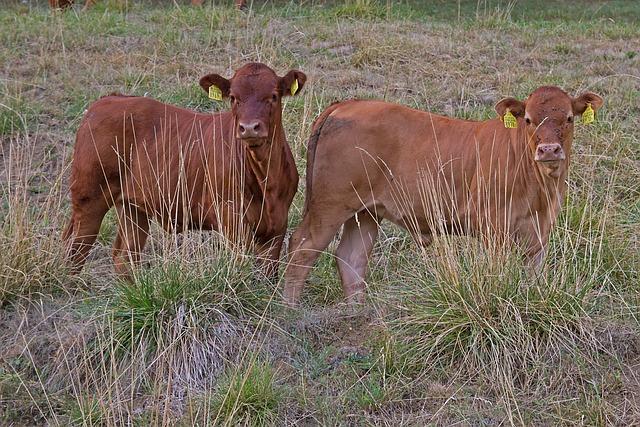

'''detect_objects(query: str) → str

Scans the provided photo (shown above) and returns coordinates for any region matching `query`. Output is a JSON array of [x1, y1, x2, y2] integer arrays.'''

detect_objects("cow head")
[[199, 63, 306, 148], [495, 87, 603, 178]]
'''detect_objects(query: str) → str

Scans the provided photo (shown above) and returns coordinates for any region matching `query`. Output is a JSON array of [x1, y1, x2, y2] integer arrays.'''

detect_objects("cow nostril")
[[553, 146, 561, 154], [238, 121, 264, 138]]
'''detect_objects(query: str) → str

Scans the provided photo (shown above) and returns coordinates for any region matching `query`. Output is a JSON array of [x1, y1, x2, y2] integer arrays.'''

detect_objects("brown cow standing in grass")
[[63, 63, 305, 279], [284, 86, 603, 306]]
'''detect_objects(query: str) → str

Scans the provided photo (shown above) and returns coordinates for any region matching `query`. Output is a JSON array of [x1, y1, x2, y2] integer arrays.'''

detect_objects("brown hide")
[[49, 0, 76, 9], [284, 86, 603, 305], [63, 63, 305, 279]]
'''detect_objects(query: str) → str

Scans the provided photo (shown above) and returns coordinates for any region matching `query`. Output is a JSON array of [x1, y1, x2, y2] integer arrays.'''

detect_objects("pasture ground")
[[1, 0, 639, 425]]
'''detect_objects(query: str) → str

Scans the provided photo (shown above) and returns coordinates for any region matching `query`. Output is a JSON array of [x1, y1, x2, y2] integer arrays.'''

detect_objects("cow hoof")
[[282, 291, 301, 309], [345, 292, 366, 306]]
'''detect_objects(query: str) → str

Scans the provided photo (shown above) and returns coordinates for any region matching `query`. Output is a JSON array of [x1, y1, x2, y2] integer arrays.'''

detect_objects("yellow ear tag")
[[502, 109, 518, 129], [290, 79, 299, 96], [208, 85, 223, 101], [582, 103, 595, 124]]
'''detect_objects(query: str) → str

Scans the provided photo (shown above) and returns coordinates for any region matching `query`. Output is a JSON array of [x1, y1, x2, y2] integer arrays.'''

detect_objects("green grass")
[[0, 91, 38, 136], [68, 396, 105, 427], [181, 357, 285, 425], [106, 250, 267, 360], [388, 249, 589, 382], [206, 360, 283, 425]]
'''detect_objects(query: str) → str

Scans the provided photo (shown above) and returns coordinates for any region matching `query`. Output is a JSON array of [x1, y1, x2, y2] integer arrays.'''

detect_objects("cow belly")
[[120, 163, 211, 233], [367, 162, 471, 236]]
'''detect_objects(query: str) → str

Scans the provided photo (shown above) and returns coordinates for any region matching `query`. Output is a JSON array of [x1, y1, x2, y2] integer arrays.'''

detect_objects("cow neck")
[[233, 112, 288, 235], [242, 126, 286, 198], [511, 125, 567, 220]]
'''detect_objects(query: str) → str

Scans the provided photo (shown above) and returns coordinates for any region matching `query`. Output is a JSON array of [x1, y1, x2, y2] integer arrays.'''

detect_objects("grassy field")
[[1, 0, 639, 425]]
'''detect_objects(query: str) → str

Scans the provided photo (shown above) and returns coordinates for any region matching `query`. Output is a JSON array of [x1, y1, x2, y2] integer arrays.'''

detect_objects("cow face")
[[495, 87, 603, 178], [199, 63, 306, 148]]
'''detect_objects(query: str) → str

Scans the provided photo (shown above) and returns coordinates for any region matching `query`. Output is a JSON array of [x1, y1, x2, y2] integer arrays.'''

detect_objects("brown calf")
[[284, 86, 603, 305], [63, 63, 305, 279]]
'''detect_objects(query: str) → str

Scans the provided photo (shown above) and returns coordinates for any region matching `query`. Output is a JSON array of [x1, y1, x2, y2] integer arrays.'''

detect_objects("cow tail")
[[303, 101, 348, 215]]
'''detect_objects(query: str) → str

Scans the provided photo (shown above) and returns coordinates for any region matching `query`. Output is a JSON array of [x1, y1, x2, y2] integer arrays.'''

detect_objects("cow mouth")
[[239, 137, 267, 148], [536, 159, 564, 177], [536, 159, 563, 165]]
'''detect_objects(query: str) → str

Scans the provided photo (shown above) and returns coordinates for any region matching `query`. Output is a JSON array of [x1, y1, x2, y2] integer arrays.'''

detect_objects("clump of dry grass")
[[0, 133, 71, 305], [387, 246, 591, 383], [77, 238, 277, 404], [31, 241, 285, 424]]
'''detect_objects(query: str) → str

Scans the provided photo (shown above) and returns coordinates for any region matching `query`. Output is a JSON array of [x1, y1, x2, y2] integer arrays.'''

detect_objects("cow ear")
[[572, 91, 603, 115], [279, 70, 307, 97], [199, 74, 231, 99], [495, 97, 525, 117]]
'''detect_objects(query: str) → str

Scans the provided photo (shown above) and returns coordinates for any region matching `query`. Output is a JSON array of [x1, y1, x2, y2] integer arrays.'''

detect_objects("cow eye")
[[229, 95, 236, 104], [271, 93, 278, 102], [567, 116, 573, 123], [525, 118, 531, 125]]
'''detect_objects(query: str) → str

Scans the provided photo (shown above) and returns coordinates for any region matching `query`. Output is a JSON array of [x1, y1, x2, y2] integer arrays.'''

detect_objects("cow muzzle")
[[535, 143, 565, 163], [237, 120, 268, 143]]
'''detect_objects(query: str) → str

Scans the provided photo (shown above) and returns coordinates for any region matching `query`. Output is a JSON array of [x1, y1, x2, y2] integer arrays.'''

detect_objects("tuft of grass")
[[348, 375, 386, 411], [68, 396, 105, 427], [67, 246, 277, 419], [387, 247, 591, 387], [0, 92, 36, 137], [108, 255, 264, 358], [332, 0, 389, 20], [0, 136, 70, 305], [551, 196, 634, 291], [207, 359, 283, 426]]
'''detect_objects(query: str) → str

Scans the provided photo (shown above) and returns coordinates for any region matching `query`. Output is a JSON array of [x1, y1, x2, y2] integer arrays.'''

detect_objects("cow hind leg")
[[63, 198, 111, 273], [336, 210, 379, 304], [112, 203, 150, 281], [284, 207, 356, 306]]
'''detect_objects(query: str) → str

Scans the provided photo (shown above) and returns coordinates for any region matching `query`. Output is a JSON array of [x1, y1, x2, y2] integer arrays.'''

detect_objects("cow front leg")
[[527, 246, 546, 268], [515, 227, 548, 271], [255, 235, 285, 282]]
